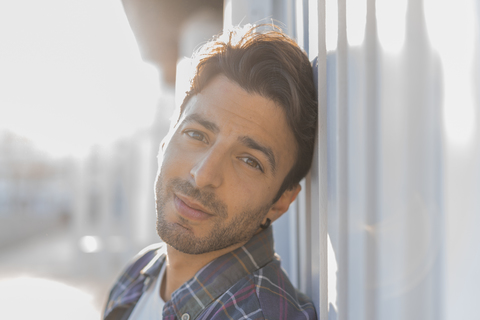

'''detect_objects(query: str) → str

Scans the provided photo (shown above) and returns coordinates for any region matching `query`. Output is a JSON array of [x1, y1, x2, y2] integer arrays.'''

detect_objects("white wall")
[[225, 1, 480, 320]]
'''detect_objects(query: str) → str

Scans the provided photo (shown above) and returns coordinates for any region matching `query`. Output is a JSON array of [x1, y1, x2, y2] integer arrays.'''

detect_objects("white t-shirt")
[[128, 263, 167, 320]]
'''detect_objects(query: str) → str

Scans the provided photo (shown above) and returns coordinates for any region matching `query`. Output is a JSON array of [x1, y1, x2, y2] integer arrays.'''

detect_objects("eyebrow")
[[238, 136, 276, 174], [182, 113, 276, 174], [182, 113, 219, 133]]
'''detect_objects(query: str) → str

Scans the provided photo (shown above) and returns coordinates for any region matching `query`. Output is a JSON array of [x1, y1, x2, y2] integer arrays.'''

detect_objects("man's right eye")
[[185, 130, 208, 143]]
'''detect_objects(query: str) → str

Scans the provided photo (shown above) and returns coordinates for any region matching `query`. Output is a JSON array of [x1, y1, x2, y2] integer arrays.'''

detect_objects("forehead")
[[179, 75, 297, 173]]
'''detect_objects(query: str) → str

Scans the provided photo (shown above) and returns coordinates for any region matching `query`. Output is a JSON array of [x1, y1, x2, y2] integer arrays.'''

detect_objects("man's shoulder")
[[251, 259, 317, 319], [198, 258, 317, 320]]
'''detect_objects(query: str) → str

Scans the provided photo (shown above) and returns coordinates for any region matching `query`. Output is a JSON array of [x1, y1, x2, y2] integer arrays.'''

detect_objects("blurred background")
[[0, 0, 223, 318], [1, 0, 479, 320]]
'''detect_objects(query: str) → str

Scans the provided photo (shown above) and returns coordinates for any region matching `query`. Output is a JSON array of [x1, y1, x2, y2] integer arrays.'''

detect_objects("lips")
[[174, 194, 213, 222]]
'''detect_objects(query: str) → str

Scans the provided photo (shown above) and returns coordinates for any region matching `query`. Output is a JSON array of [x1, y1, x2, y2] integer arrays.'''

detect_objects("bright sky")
[[0, 0, 160, 158]]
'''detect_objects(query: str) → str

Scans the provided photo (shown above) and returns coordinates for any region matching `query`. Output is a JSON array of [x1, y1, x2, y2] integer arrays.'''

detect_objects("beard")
[[155, 174, 271, 255]]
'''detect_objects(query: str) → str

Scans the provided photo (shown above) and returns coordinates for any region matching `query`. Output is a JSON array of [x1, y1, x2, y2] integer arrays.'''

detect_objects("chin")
[[156, 217, 248, 255]]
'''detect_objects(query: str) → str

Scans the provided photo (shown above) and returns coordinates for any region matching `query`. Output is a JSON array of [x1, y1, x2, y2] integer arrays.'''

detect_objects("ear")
[[265, 184, 301, 223]]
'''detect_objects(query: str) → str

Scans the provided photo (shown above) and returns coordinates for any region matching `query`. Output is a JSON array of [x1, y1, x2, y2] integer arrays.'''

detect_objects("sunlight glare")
[[424, 0, 477, 146], [308, 0, 319, 59], [328, 234, 338, 312], [0, 1, 160, 158], [79, 235, 103, 253], [223, 0, 233, 29], [326, 0, 338, 52], [0, 277, 99, 319], [346, 0, 366, 46], [296, 0, 305, 49], [175, 58, 193, 109], [376, 0, 407, 53]]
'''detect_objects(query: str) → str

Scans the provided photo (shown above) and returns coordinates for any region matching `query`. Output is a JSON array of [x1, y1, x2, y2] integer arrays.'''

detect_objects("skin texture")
[[154, 75, 301, 300]]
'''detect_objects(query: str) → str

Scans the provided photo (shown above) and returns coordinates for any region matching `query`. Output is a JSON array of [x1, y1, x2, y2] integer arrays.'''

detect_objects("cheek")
[[160, 142, 191, 175], [224, 183, 265, 214]]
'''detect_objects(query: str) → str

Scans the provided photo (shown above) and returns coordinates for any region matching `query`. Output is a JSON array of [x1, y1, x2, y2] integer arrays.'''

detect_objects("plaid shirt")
[[103, 227, 317, 320]]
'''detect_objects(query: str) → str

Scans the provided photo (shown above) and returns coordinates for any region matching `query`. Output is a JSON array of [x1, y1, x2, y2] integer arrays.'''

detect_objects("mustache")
[[168, 178, 227, 217]]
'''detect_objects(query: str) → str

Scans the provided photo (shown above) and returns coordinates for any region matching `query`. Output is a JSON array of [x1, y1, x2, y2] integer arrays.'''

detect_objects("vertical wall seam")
[[364, 0, 378, 319], [337, 0, 349, 319], [317, 0, 329, 319]]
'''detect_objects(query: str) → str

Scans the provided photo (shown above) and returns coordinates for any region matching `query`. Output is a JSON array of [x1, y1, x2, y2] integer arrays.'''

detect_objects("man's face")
[[155, 75, 297, 255]]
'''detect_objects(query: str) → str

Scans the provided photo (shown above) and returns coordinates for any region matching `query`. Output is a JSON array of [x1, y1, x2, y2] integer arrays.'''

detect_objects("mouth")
[[173, 194, 213, 222]]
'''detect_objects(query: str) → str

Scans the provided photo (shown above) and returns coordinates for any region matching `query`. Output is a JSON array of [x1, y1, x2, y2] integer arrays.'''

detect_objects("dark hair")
[[178, 25, 317, 202]]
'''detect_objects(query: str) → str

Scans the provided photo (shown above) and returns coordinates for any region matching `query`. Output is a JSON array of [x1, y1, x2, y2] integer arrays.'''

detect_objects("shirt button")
[[181, 313, 190, 320]]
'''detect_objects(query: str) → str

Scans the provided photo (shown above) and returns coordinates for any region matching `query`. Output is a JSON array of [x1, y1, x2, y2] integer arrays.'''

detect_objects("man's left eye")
[[239, 157, 263, 172]]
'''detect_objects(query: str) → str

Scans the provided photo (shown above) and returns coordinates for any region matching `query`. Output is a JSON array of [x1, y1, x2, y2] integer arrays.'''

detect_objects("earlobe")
[[259, 218, 271, 229], [268, 184, 302, 222]]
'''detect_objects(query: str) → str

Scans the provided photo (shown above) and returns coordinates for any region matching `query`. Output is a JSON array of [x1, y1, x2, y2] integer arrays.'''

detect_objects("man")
[[103, 25, 318, 320]]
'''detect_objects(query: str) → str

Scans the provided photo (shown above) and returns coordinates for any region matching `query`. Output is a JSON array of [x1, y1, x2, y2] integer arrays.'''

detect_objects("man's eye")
[[185, 130, 207, 143], [240, 157, 263, 172]]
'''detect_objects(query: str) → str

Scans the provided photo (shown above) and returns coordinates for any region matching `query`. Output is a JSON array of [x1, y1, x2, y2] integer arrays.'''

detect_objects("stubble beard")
[[155, 174, 270, 255]]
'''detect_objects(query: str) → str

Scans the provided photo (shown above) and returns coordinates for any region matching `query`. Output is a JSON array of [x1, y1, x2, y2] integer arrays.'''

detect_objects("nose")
[[190, 148, 225, 189]]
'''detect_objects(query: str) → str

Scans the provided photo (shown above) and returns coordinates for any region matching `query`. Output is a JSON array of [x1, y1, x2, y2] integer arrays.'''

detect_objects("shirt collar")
[[163, 226, 275, 319], [141, 245, 167, 279]]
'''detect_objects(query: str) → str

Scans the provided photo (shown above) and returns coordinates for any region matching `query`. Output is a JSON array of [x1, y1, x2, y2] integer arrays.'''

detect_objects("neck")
[[160, 241, 247, 301]]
